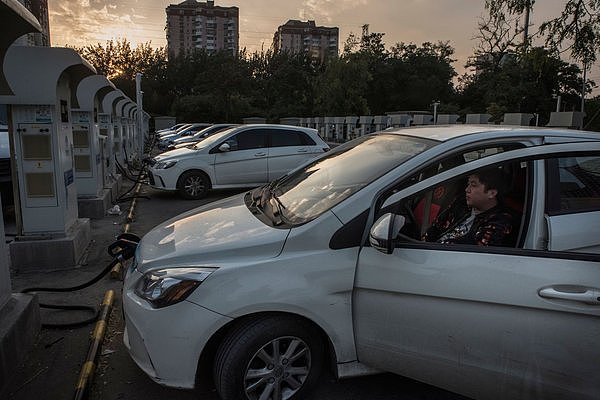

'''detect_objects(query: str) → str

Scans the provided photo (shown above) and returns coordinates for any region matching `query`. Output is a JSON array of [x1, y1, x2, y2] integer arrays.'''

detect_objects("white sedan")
[[125, 125, 600, 400], [148, 124, 330, 199]]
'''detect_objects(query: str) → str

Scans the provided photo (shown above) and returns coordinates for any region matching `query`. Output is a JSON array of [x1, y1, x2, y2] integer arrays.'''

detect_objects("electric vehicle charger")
[[20, 233, 140, 328]]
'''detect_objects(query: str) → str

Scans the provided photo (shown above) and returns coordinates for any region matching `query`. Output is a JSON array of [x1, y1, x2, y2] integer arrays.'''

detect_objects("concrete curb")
[[73, 290, 114, 400]]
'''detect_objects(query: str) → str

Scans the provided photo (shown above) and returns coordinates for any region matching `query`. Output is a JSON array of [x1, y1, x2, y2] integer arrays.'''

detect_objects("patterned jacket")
[[423, 202, 515, 247]]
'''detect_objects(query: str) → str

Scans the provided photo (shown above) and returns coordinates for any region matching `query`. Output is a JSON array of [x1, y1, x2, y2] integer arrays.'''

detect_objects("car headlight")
[[135, 267, 217, 308], [155, 160, 177, 169]]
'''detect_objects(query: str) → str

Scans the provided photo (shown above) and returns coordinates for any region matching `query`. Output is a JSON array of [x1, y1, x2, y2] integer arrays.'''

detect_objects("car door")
[[267, 128, 317, 181], [353, 142, 600, 400], [212, 128, 268, 185]]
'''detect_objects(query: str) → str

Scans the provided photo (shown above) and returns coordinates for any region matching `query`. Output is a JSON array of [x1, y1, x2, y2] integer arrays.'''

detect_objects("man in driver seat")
[[423, 168, 514, 246]]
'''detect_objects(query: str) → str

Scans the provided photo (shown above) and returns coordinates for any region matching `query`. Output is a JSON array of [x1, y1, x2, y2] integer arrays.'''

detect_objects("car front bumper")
[[147, 167, 179, 190], [123, 269, 232, 389]]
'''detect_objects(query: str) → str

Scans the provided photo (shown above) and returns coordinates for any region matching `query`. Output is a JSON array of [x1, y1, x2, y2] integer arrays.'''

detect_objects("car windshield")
[[192, 126, 238, 149], [259, 133, 437, 225]]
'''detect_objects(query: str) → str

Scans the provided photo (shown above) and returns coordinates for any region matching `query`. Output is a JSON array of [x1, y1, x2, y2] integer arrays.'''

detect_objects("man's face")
[[465, 174, 497, 212]]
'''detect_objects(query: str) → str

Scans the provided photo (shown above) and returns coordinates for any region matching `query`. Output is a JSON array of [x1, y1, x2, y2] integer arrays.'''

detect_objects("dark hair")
[[472, 167, 507, 196]]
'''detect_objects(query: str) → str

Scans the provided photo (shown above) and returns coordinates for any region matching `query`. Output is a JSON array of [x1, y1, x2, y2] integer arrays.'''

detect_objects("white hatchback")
[[124, 125, 600, 400], [148, 124, 330, 199]]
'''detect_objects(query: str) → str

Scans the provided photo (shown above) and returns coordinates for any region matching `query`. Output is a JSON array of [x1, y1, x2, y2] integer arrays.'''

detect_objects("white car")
[[155, 123, 187, 134], [148, 124, 330, 199], [158, 123, 212, 150], [124, 125, 600, 400], [167, 123, 237, 151]]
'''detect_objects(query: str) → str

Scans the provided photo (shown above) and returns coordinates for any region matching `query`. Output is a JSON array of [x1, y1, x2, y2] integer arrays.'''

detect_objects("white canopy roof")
[[75, 75, 115, 112], [0, 46, 96, 105], [0, 0, 41, 95], [101, 90, 126, 115]]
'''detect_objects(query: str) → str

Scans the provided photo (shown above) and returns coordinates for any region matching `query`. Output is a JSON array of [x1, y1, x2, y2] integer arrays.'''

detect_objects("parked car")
[[157, 123, 212, 150], [148, 124, 330, 199], [0, 125, 13, 209], [167, 123, 238, 151], [155, 123, 187, 134], [156, 123, 192, 138], [124, 125, 600, 400]]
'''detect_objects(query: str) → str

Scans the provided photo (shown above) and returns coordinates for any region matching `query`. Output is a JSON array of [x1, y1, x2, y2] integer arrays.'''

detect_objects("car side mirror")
[[219, 143, 230, 152], [369, 213, 406, 254]]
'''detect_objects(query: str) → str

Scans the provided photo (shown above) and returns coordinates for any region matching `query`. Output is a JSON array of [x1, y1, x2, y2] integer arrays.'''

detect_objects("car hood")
[[136, 193, 289, 272], [154, 147, 196, 161]]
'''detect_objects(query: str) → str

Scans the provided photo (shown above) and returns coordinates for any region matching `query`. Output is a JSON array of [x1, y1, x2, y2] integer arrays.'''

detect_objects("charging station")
[[0, 2, 43, 392], [115, 97, 133, 167], [73, 74, 115, 218], [123, 102, 137, 164], [0, 45, 96, 270], [100, 89, 125, 201]]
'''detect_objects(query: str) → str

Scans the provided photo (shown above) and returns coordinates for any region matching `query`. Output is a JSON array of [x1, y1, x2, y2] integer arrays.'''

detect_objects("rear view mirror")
[[369, 213, 406, 254]]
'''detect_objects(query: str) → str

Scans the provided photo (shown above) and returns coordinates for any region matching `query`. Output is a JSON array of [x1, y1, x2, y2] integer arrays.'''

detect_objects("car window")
[[269, 129, 316, 147], [379, 159, 529, 249], [548, 154, 600, 213], [225, 129, 267, 151]]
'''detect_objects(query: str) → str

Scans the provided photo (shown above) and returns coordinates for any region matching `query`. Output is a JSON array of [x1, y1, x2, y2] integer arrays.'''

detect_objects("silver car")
[[124, 125, 600, 400]]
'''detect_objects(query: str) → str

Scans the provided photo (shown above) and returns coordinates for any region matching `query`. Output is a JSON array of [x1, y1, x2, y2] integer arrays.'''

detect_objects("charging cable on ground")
[[20, 234, 140, 328]]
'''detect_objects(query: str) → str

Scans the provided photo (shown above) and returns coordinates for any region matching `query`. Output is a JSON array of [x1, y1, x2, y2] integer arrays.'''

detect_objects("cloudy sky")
[[48, 0, 599, 88]]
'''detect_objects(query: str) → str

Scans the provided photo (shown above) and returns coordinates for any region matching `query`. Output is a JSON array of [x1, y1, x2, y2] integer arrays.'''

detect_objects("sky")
[[47, 0, 599, 93]]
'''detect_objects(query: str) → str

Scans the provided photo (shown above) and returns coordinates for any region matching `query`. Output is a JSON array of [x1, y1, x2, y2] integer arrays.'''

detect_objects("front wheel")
[[214, 315, 324, 400], [178, 171, 210, 199]]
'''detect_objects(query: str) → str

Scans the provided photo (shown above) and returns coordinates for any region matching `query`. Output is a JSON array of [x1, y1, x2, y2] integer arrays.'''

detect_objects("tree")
[[458, 47, 588, 123], [485, 0, 600, 67]]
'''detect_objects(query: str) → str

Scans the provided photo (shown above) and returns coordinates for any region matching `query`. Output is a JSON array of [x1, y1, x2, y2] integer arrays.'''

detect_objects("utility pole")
[[580, 63, 587, 129], [522, 0, 531, 48]]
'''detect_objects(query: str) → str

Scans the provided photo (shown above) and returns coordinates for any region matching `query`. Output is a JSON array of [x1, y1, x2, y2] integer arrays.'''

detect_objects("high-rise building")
[[14, 0, 50, 46], [272, 20, 338, 61], [166, 0, 239, 58]]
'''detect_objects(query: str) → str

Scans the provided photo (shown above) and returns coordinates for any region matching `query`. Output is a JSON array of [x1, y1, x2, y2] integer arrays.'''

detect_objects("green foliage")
[[457, 47, 591, 125], [74, 33, 595, 129]]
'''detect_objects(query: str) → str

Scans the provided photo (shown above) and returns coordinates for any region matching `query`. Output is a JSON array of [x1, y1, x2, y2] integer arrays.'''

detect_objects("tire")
[[214, 315, 324, 400], [178, 170, 210, 200]]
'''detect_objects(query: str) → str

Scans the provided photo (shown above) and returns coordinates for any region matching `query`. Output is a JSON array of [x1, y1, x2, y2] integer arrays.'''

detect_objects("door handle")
[[296, 148, 308, 153], [254, 152, 266, 157], [538, 286, 600, 305]]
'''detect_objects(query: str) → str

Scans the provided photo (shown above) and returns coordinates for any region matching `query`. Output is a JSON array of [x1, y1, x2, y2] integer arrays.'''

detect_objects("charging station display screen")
[[74, 155, 91, 172], [22, 135, 52, 160], [26, 172, 55, 197], [73, 130, 89, 148]]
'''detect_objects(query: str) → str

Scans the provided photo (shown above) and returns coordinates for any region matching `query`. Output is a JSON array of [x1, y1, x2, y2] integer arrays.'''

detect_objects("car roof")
[[381, 124, 600, 142]]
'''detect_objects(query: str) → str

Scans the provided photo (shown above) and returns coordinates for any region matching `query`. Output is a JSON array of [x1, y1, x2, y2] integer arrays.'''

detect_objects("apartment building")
[[272, 20, 338, 61], [14, 0, 50, 46], [166, 0, 239, 58]]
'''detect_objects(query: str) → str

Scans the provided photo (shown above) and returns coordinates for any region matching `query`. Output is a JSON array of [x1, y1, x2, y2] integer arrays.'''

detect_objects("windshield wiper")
[[259, 179, 287, 226]]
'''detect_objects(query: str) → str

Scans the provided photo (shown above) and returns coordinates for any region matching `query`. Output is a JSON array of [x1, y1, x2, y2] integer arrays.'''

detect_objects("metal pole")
[[580, 64, 587, 129], [135, 73, 144, 162], [432, 101, 440, 125], [522, 0, 531, 48], [556, 95, 561, 112]]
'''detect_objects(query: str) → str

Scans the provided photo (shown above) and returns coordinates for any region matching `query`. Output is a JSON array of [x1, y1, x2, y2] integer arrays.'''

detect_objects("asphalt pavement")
[[4, 178, 467, 400]]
